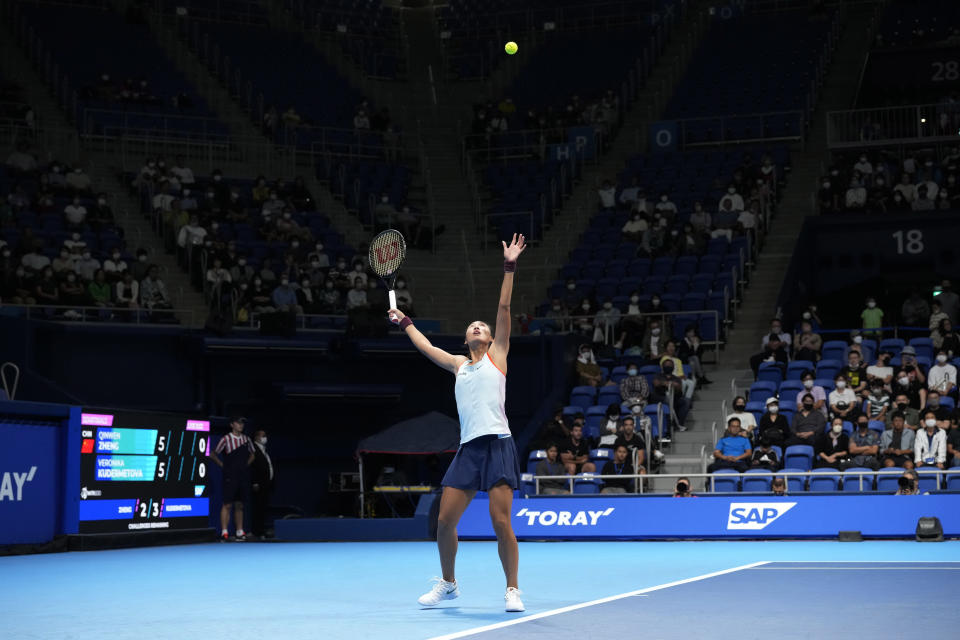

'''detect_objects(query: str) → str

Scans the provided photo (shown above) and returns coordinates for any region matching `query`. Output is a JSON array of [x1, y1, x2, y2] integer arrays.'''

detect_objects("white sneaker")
[[504, 587, 525, 612], [418, 578, 459, 607]]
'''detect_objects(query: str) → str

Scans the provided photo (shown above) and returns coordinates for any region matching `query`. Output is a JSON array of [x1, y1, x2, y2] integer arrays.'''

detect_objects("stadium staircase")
[[0, 21, 208, 325], [654, 3, 879, 492]]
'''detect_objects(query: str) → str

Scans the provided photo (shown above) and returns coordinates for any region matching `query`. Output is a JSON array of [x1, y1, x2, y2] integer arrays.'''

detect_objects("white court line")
[[752, 567, 960, 570], [425, 561, 769, 640]]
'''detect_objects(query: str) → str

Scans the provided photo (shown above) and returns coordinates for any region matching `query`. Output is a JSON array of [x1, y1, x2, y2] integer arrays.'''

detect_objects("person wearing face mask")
[[572, 297, 596, 337], [319, 278, 341, 313], [758, 397, 791, 448], [795, 372, 827, 416], [575, 343, 604, 387], [860, 297, 884, 340], [750, 332, 789, 379], [793, 320, 822, 362], [613, 291, 645, 351], [621, 208, 648, 243], [884, 394, 918, 431], [817, 176, 839, 213], [59, 268, 85, 307], [896, 363, 926, 410], [828, 374, 859, 421], [843, 417, 881, 471], [643, 318, 668, 361], [272, 276, 302, 314], [927, 349, 957, 396], [814, 418, 850, 469], [865, 379, 891, 421], [250, 429, 275, 539], [880, 412, 916, 468], [594, 403, 622, 448], [229, 255, 255, 285], [931, 316, 959, 356], [866, 351, 894, 388], [726, 395, 758, 437], [393, 277, 414, 316], [619, 364, 649, 413], [913, 411, 947, 469], [750, 438, 780, 471], [592, 299, 621, 343], [650, 359, 689, 430], [561, 278, 580, 312], [640, 216, 667, 257], [294, 277, 319, 314], [841, 350, 868, 397], [140, 265, 172, 310], [789, 393, 826, 447]]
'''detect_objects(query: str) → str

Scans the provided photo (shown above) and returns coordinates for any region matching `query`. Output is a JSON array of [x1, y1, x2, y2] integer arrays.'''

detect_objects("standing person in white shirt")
[[927, 349, 957, 395], [392, 234, 526, 613], [914, 411, 947, 469], [597, 179, 616, 212]]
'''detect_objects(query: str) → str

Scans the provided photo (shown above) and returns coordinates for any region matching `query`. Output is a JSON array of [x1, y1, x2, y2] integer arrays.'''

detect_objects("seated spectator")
[[63, 197, 87, 228], [707, 417, 752, 473], [844, 177, 866, 210], [914, 411, 947, 469], [660, 341, 694, 399], [533, 407, 569, 451], [928, 349, 957, 396], [206, 257, 232, 292], [678, 326, 710, 385], [649, 360, 689, 429], [911, 184, 935, 211], [789, 393, 826, 447], [843, 416, 881, 470], [573, 298, 595, 337], [886, 394, 919, 430], [59, 271, 86, 307], [894, 469, 920, 495], [345, 277, 369, 311], [319, 280, 341, 314], [924, 390, 951, 421], [297, 278, 321, 314], [796, 371, 827, 416], [948, 422, 960, 468], [592, 300, 620, 344], [750, 438, 780, 471], [618, 177, 641, 209], [575, 343, 604, 387], [614, 416, 646, 472], [140, 265, 172, 310], [5, 144, 37, 174], [600, 444, 635, 494], [726, 395, 758, 438], [560, 423, 595, 475], [618, 365, 649, 412], [621, 210, 647, 242], [841, 350, 869, 397], [75, 250, 100, 283], [65, 167, 92, 194], [932, 318, 960, 356], [45, 162, 67, 192], [52, 247, 75, 274], [271, 277, 301, 313], [246, 278, 274, 314], [655, 193, 677, 220], [814, 418, 850, 469], [34, 267, 59, 306], [688, 201, 711, 234], [87, 269, 111, 307], [793, 320, 822, 362], [597, 180, 616, 212], [758, 397, 791, 448], [640, 217, 668, 256], [596, 404, 621, 447], [750, 319, 790, 377], [880, 412, 915, 468], [718, 184, 744, 213], [230, 256, 255, 285], [88, 193, 114, 230], [829, 374, 860, 421], [673, 477, 694, 497], [895, 364, 926, 410], [865, 379, 890, 422], [177, 215, 207, 251], [866, 351, 894, 387], [394, 277, 414, 316], [771, 476, 787, 496], [901, 288, 931, 327], [115, 272, 139, 309], [535, 444, 570, 495], [170, 157, 195, 185]]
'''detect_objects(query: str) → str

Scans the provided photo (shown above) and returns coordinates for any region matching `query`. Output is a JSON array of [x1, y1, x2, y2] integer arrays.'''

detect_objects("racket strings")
[[369, 230, 406, 278]]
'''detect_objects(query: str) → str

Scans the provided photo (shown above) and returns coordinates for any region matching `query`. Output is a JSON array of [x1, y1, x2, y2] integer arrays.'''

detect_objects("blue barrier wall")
[[458, 495, 960, 540]]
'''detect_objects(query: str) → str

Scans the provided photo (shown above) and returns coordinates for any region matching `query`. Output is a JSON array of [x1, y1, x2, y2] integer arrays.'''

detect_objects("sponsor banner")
[[0, 422, 59, 546], [457, 495, 960, 539]]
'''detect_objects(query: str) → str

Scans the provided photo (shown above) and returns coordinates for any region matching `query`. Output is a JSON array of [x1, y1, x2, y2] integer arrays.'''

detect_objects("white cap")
[[765, 397, 779, 406]]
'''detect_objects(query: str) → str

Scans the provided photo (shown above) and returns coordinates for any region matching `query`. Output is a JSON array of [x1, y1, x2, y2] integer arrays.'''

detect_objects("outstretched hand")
[[502, 233, 527, 262], [388, 308, 406, 324]]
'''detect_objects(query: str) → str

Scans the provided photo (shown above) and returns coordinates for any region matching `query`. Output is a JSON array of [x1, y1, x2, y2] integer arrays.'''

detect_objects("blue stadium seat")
[[520, 473, 536, 497], [585, 405, 608, 434], [868, 420, 885, 434], [742, 469, 773, 492], [908, 337, 934, 361], [778, 380, 804, 399], [590, 448, 614, 469], [709, 469, 740, 492], [814, 378, 836, 394], [757, 362, 783, 386], [783, 445, 814, 471], [644, 403, 670, 438], [749, 381, 777, 400], [598, 386, 622, 406], [573, 473, 600, 494], [946, 473, 960, 491], [879, 338, 905, 356], [916, 468, 941, 493], [815, 359, 842, 381], [808, 469, 840, 492], [782, 468, 807, 493], [569, 385, 596, 408], [786, 360, 814, 380], [876, 468, 905, 492], [563, 405, 583, 418], [940, 397, 956, 411], [610, 366, 628, 383], [821, 341, 847, 363], [842, 468, 875, 492], [527, 450, 547, 475]]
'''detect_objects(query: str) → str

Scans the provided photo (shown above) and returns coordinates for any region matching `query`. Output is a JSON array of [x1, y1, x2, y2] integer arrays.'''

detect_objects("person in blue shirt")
[[271, 277, 301, 313], [708, 417, 752, 472]]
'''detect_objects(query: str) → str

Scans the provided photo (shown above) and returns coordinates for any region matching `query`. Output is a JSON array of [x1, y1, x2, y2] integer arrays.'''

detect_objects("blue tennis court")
[[1, 540, 959, 639]]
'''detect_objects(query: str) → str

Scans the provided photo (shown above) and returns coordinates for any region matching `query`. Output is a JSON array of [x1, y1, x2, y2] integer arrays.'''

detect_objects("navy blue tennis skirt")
[[442, 434, 522, 491]]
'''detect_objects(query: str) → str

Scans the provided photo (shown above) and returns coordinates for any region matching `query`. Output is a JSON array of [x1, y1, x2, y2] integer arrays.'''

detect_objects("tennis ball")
[[504, 41, 518, 55]]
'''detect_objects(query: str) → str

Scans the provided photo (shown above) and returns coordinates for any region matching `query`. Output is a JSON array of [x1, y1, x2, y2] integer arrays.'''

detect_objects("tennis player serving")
[[389, 233, 527, 612]]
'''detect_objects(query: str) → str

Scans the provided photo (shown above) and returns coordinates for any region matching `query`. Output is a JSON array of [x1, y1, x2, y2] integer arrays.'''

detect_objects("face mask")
[[898, 377, 909, 386], [802, 311, 811, 319], [567, 283, 576, 290], [603, 302, 612, 310], [67, 275, 75, 282], [240, 284, 248, 291], [925, 419, 937, 428], [937, 355, 947, 363], [727, 187, 736, 194], [832, 424, 843, 435], [627, 368, 637, 376], [552, 305, 561, 311], [734, 404, 745, 411], [281, 280, 289, 286], [867, 301, 876, 308], [836, 380, 846, 389], [302, 280, 311, 288], [823, 182, 831, 189], [663, 366, 674, 374], [257, 437, 267, 445], [803, 402, 814, 410], [337, 262, 346, 269], [651, 328, 660, 336], [213, 175, 221, 182], [630, 295, 639, 303], [112, 254, 121, 260], [660, 195, 668, 202], [803, 379, 814, 389], [897, 402, 907, 411], [768, 405, 779, 414], [581, 303, 590, 311], [238, 259, 246, 266], [853, 336, 863, 344], [325, 283, 334, 290], [928, 399, 939, 408], [651, 299, 660, 307]]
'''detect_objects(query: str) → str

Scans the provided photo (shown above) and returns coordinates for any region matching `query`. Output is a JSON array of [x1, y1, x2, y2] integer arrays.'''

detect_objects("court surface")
[[1, 540, 958, 639]]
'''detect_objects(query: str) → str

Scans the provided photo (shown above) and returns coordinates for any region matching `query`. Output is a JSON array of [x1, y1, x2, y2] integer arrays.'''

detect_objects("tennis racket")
[[368, 228, 407, 319]]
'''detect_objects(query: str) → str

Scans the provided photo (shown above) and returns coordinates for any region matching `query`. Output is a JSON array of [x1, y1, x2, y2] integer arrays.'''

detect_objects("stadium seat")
[[749, 381, 777, 400], [876, 468, 905, 492], [610, 365, 628, 383], [939, 397, 956, 410], [520, 473, 536, 497], [527, 450, 548, 475], [709, 469, 740, 492], [816, 359, 843, 381], [916, 468, 941, 493], [821, 341, 847, 362], [563, 406, 583, 418], [786, 360, 814, 380], [598, 386, 622, 406], [946, 473, 960, 491], [569, 385, 596, 408], [908, 337, 934, 361], [842, 468, 875, 492], [778, 380, 804, 398], [757, 362, 783, 386], [879, 338, 905, 356], [781, 468, 807, 493], [808, 469, 840, 492], [585, 405, 609, 434], [783, 445, 814, 471], [742, 469, 773, 492], [573, 473, 600, 494], [589, 448, 614, 469], [868, 420, 885, 434], [644, 403, 670, 438]]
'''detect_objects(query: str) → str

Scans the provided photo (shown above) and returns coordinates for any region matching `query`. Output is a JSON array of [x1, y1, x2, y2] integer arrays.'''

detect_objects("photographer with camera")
[[895, 469, 920, 495], [673, 477, 694, 497]]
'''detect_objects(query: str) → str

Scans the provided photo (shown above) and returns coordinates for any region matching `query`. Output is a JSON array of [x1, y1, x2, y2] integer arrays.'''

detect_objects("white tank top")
[[454, 352, 510, 444]]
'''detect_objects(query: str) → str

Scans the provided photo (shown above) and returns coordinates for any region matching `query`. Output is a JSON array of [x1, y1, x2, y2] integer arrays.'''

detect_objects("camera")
[[897, 476, 912, 490], [676, 480, 689, 493]]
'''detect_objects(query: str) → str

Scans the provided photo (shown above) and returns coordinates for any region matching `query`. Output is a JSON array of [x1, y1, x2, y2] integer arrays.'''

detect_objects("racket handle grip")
[[388, 289, 397, 310]]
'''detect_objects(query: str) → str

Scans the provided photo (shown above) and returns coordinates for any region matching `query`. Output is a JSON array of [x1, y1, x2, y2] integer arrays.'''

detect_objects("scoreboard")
[[78, 409, 211, 534]]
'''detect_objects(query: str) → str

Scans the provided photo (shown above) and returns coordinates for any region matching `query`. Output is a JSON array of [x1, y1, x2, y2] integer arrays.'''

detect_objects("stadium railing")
[[826, 102, 960, 149], [0, 303, 195, 326], [653, 110, 807, 150]]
